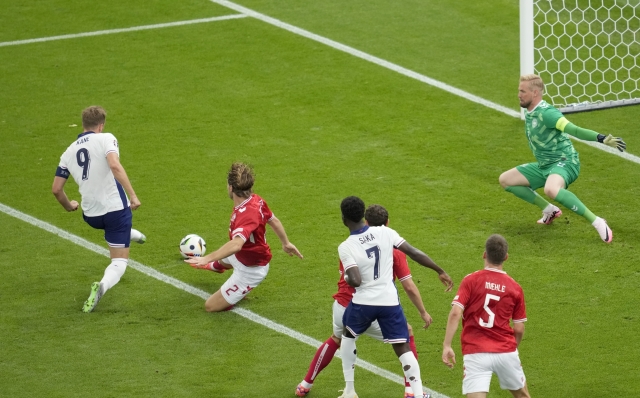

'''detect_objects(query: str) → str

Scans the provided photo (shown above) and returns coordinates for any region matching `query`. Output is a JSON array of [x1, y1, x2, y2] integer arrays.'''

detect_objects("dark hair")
[[341, 196, 365, 223], [82, 106, 106, 130], [227, 162, 254, 198], [485, 234, 508, 265], [365, 204, 388, 227]]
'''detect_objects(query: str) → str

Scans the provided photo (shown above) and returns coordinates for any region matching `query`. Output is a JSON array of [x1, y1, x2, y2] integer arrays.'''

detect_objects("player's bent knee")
[[204, 291, 232, 312], [499, 173, 511, 189]]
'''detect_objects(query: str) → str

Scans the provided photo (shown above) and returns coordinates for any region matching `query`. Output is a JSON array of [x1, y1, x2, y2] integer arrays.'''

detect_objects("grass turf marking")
[[0, 14, 247, 47], [208, 0, 640, 165], [0, 202, 450, 398]]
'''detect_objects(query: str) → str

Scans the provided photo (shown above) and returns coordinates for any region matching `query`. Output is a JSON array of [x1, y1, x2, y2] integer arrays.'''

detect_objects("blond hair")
[[520, 74, 545, 94], [82, 106, 106, 130], [227, 162, 255, 198]]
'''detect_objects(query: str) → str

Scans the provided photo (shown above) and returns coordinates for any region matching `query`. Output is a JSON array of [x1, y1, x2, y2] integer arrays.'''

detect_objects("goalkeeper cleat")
[[295, 384, 311, 397], [592, 217, 613, 243], [537, 205, 562, 225], [337, 391, 358, 398], [82, 282, 104, 313]]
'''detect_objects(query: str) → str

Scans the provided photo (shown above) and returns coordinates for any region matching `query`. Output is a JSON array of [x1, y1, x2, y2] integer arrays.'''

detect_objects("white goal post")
[[520, 0, 640, 114]]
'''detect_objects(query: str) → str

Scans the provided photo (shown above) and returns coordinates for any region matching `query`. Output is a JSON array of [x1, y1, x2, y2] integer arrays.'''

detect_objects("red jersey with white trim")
[[452, 268, 527, 355], [229, 194, 274, 266], [333, 249, 412, 307]]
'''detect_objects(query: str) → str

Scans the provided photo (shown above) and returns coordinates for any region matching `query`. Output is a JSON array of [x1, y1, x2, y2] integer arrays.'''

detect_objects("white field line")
[[208, 0, 640, 166], [210, 0, 519, 119], [0, 14, 247, 47], [1, 4, 637, 166], [0, 202, 449, 398]]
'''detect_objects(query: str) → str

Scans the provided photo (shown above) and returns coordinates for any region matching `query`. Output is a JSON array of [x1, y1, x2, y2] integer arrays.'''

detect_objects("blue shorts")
[[83, 207, 132, 248], [342, 302, 409, 344]]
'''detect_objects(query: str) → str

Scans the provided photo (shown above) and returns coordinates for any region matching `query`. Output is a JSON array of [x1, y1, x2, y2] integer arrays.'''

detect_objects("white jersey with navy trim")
[[338, 225, 406, 306], [57, 132, 129, 217]]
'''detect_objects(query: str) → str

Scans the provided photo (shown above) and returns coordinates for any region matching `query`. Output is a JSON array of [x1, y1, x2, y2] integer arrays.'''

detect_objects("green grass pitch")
[[1, 1, 639, 397]]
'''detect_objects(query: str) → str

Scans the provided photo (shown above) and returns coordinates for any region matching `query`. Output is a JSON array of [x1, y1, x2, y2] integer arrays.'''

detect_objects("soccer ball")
[[179, 234, 207, 258]]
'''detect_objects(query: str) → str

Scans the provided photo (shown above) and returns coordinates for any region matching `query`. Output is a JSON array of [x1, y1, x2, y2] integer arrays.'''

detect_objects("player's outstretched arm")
[[557, 118, 627, 152], [400, 279, 432, 329], [442, 305, 463, 369], [267, 216, 303, 259], [397, 241, 453, 291], [52, 176, 79, 211], [185, 236, 244, 268], [106, 152, 141, 210]]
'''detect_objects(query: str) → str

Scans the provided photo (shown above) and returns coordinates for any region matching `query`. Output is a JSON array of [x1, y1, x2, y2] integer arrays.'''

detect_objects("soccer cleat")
[[82, 282, 104, 313], [404, 393, 431, 398], [136, 233, 146, 244], [537, 205, 562, 225], [592, 217, 613, 243], [295, 384, 311, 397], [337, 391, 358, 398]]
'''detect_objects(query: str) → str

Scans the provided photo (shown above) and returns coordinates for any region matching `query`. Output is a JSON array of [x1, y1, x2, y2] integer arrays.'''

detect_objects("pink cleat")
[[537, 205, 562, 225], [592, 217, 613, 243], [295, 384, 310, 397]]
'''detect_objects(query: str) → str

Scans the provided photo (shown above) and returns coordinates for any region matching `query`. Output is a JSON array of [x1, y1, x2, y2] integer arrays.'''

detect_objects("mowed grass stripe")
[[0, 202, 451, 398], [204, 0, 640, 165], [0, 14, 248, 47]]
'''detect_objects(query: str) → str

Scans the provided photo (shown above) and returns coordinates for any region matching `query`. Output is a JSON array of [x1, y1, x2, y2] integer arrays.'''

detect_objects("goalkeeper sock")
[[505, 186, 549, 210], [555, 189, 596, 223]]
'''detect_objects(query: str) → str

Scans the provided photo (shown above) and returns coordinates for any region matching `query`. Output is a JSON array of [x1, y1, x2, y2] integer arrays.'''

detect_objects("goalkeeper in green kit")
[[499, 74, 627, 243]]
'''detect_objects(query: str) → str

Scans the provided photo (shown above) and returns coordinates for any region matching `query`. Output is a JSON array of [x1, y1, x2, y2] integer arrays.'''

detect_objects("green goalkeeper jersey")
[[524, 100, 579, 168]]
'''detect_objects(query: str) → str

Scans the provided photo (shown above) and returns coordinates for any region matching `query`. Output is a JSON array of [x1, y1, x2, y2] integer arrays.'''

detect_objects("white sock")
[[399, 351, 423, 397], [340, 337, 357, 393], [100, 258, 128, 292], [130, 228, 143, 242]]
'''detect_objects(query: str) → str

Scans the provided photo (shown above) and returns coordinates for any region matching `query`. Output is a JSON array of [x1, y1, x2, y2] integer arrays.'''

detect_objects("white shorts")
[[332, 300, 383, 342], [219, 254, 269, 305], [462, 351, 526, 394]]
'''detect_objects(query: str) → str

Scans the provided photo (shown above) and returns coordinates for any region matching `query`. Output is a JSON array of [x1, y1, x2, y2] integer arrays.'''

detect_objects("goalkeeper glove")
[[597, 134, 627, 152]]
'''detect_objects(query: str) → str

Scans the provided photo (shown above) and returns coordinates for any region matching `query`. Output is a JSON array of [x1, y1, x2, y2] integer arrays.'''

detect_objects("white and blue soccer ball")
[[179, 234, 207, 258]]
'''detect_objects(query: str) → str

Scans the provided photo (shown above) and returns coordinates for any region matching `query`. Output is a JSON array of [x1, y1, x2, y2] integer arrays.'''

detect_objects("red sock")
[[405, 335, 418, 388], [204, 261, 226, 273], [303, 337, 340, 384]]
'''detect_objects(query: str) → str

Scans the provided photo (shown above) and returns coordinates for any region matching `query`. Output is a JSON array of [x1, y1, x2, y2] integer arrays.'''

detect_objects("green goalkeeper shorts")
[[516, 159, 580, 190]]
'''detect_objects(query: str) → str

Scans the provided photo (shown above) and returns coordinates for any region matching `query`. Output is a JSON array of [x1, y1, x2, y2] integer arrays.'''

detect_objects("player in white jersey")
[[52, 106, 145, 313], [337, 196, 454, 398]]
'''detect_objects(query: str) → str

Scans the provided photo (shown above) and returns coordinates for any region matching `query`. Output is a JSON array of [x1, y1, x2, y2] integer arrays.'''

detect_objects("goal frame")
[[519, 0, 640, 115]]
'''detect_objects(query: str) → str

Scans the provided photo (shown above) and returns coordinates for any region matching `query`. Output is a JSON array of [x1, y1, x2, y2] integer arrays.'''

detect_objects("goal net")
[[520, 0, 640, 113]]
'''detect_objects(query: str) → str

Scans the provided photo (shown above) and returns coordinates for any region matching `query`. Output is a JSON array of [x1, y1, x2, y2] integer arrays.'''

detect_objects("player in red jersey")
[[295, 204, 452, 398], [442, 234, 530, 398], [185, 162, 303, 312]]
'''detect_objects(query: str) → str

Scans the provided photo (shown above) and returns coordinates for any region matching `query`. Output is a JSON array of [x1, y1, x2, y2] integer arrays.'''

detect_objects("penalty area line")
[[0, 14, 248, 47], [0, 202, 450, 398]]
